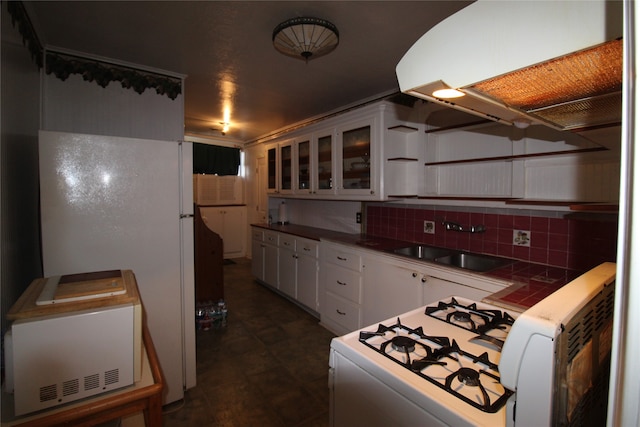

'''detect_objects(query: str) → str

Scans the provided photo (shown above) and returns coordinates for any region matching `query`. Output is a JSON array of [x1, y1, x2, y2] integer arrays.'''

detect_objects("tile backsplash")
[[365, 204, 618, 272]]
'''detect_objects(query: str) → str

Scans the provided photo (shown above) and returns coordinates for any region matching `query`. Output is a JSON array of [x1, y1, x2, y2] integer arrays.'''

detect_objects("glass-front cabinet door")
[[337, 116, 377, 196], [314, 129, 335, 196], [296, 135, 312, 195], [279, 141, 293, 194], [266, 144, 278, 194]]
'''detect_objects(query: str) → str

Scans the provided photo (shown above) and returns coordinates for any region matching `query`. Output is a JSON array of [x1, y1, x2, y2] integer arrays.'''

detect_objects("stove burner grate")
[[358, 318, 513, 413], [425, 297, 516, 348]]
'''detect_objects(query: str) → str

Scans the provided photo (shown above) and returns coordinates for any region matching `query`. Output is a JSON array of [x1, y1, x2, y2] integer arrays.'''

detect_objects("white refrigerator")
[[38, 130, 196, 404]]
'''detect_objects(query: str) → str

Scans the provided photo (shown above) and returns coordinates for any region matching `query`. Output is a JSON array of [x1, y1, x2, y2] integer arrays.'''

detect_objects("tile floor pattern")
[[163, 258, 336, 427]]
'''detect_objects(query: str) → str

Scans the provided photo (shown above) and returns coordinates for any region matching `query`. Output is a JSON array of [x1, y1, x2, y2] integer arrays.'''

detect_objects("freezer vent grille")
[[39, 384, 57, 402], [105, 369, 119, 385], [84, 373, 100, 390], [62, 378, 79, 396]]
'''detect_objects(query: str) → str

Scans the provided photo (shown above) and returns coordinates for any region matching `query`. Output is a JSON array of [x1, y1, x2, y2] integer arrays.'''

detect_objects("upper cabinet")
[[336, 116, 377, 198], [261, 101, 421, 201], [266, 143, 278, 194], [314, 128, 335, 196]]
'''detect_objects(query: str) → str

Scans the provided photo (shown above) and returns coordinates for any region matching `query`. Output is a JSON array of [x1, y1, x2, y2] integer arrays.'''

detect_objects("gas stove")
[[358, 313, 512, 413], [329, 263, 616, 427]]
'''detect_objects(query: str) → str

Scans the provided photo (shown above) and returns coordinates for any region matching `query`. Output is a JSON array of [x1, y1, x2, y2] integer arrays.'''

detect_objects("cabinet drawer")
[[297, 238, 319, 258], [279, 234, 296, 250], [324, 293, 361, 332], [251, 228, 264, 241], [325, 266, 362, 303], [264, 231, 279, 245], [324, 246, 362, 271]]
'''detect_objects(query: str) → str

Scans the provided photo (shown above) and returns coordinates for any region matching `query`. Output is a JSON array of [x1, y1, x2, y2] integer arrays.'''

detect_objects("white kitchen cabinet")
[[296, 238, 320, 311], [278, 234, 297, 298], [199, 205, 246, 258], [313, 128, 336, 197], [266, 143, 279, 194], [251, 227, 265, 280], [320, 242, 363, 335], [359, 250, 511, 325], [263, 230, 279, 287], [251, 227, 319, 312], [362, 254, 423, 326], [279, 140, 294, 195], [278, 235, 319, 311], [263, 101, 424, 201], [335, 116, 377, 198]]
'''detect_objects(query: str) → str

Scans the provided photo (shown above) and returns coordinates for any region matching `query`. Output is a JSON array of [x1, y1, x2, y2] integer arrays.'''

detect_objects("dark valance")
[[44, 51, 182, 100], [7, 1, 43, 68], [193, 144, 241, 176]]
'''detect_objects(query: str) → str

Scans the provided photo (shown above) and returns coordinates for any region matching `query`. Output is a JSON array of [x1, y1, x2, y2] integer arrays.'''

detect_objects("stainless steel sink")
[[433, 252, 513, 272], [392, 245, 454, 260]]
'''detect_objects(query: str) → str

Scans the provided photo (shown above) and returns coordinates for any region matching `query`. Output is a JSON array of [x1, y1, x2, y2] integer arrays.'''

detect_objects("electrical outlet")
[[513, 230, 531, 247], [356, 212, 362, 224], [424, 220, 435, 234]]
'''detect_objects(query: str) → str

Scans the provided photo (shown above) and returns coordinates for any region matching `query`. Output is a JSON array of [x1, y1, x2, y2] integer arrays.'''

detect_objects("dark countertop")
[[251, 223, 583, 311]]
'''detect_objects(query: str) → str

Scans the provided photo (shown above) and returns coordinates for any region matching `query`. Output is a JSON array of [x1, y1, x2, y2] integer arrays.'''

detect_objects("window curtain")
[[193, 143, 240, 176]]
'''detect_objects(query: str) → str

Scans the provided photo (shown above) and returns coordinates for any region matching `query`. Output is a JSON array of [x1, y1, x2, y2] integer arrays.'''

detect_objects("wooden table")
[[1, 323, 164, 427]]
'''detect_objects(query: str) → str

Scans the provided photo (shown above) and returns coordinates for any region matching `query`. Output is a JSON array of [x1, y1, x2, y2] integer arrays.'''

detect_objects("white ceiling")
[[26, 1, 473, 143]]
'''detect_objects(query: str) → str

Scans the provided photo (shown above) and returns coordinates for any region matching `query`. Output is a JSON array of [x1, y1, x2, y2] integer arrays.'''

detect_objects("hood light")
[[513, 119, 531, 129], [432, 88, 465, 99]]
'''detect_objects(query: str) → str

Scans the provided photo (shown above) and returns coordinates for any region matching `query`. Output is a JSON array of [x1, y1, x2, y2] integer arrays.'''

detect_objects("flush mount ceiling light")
[[273, 17, 339, 62]]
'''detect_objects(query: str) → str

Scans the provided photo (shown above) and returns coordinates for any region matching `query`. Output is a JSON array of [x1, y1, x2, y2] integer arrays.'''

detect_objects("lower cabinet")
[[320, 242, 363, 335], [361, 251, 510, 327], [253, 228, 510, 336], [361, 254, 423, 326], [199, 205, 247, 259], [250, 226, 319, 313]]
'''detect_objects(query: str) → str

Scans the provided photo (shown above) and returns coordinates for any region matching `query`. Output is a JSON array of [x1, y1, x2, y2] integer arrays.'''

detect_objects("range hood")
[[396, 0, 623, 132]]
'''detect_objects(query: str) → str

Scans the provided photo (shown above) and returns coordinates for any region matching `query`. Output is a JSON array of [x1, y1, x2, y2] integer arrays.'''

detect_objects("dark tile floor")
[[163, 258, 336, 427]]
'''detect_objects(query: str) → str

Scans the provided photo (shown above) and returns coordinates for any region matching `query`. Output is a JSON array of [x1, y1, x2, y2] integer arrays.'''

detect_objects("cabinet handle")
[[336, 309, 346, 316], [412, 272, 417, 278], [421, 276, 427, 283], [303, 247, 311, 252], [336, 280, 347, 286], [337, 256, 347, 261]]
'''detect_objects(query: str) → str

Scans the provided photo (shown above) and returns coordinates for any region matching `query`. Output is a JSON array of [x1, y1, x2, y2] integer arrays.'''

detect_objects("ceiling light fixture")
[[273, 17, 339, 62]]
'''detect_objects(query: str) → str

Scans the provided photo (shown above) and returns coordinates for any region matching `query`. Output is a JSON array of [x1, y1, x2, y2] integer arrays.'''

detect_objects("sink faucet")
[[442, 221, 486, 233], [443, 221, 464, 232]]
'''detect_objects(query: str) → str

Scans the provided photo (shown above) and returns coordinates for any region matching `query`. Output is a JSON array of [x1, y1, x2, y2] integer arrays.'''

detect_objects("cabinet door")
[[279, 246, 296, 298], [251, 232, 265, 280], [362, 256, 423, 326], [296, 136, 312, 195], [264, 243, 278, 287], [297, 252, 318, 311], [280, 142, 293, 193], [336, 116, 378, 197], [422, 275, 491, 305], [222, 207, 246, 258], [314, 130, 335, 196], [266, 144, 278, 194]]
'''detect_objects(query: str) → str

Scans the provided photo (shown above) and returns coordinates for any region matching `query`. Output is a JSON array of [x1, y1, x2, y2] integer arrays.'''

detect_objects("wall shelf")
[[424, 147, 607, 166], [387, 157, 419, 162], [388, 125, 418, 133]]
